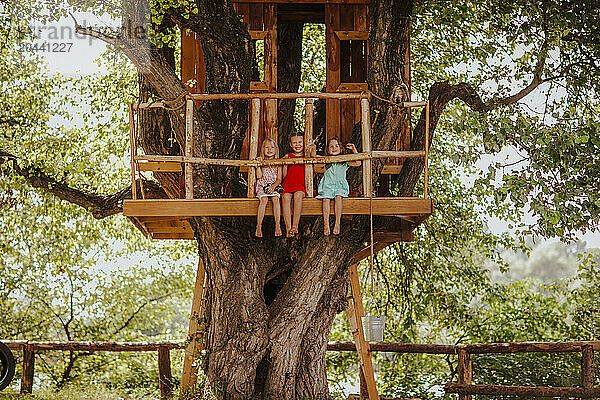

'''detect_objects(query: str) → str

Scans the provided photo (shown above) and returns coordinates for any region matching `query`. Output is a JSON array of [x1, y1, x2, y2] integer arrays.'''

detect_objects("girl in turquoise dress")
[[316, 138, 361, 235]]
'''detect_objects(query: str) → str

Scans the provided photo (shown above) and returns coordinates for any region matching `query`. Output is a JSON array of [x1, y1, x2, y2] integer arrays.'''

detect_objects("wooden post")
[[304, 98, 315, 197], [20, 344, 35, 394], [248, 98, 261, 197], [128, 103, 137, 200], [185, 99, 194, 199], [457, 349, 472, 400], [346, 264, 380, 400], [263, 3, 277, 140], [424, 101, 429, 199], [361, 98, 372, 198], [180, 258, 206, 395], [158, 347, 173, 400], [581, 344, 594, 389]]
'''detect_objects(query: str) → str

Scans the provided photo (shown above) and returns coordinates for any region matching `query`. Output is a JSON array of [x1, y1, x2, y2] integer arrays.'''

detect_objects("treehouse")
[[121, 2, 432, 398], [123, 0, 432, 251]]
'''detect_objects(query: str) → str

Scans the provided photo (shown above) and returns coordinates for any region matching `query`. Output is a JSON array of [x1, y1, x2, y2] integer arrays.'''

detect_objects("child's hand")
[[346, 143, 358, 153], [257, 156, 264, 162], [266, 184, 276, 194], [306, 143, 317, 156]]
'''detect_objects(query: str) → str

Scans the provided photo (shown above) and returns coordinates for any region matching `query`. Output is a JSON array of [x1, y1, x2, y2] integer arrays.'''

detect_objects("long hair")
[[327, 136, 345, 155], [260, 137, 279, 159]]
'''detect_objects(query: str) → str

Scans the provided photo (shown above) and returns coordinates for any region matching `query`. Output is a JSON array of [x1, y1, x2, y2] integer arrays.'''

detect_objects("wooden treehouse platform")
[[124, 197, 432, 240]]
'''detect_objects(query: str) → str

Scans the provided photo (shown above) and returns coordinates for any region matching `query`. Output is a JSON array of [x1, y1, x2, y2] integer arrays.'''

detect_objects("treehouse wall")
[[178, 1, 410, 172]]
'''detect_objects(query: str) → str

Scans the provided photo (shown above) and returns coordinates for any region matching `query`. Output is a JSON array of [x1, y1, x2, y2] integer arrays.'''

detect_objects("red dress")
[[282, 153, 306, 194]]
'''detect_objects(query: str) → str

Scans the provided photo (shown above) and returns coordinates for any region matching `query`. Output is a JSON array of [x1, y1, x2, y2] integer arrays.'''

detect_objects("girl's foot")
[[333, 224, 340, 235], [290, 226, 298, 235], [255, 227, 263, 237], [286, 228, 294, 237], [275, 226, 282, 237], [324, 225, 330, 236]]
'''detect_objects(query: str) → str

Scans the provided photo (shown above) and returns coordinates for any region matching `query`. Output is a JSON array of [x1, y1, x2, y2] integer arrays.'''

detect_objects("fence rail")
[[2, 340, 597, 399]]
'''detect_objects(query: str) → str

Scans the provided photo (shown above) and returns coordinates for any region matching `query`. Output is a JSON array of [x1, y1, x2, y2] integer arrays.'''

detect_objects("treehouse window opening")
[[252, 36, 265, 83]]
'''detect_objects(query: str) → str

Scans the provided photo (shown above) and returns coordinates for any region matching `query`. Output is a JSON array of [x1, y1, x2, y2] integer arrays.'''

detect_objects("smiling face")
[[290, 135, 304, 154], [263, 140, 276, 158], [327, 139, 342, 155]]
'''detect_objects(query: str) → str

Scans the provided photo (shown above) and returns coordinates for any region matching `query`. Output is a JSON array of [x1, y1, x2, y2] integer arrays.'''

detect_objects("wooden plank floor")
[[124, 198, 432, 241], [123, 198, 432, 217]]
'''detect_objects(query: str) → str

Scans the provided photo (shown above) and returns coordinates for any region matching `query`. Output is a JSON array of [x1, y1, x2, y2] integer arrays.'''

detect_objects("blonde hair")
[[260, 138, 279, 159]]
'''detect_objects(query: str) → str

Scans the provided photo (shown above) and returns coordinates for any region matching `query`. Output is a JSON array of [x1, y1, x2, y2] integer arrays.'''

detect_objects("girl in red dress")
[[282, 133, 312, 236]]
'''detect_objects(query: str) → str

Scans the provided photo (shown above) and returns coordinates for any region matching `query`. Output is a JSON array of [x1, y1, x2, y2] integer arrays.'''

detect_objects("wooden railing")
[[3, 340, 597, 399], [129, 93, 430, 201]]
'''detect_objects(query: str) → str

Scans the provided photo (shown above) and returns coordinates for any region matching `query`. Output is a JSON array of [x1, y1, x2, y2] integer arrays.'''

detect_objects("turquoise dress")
[[316, 162, 349, 199]]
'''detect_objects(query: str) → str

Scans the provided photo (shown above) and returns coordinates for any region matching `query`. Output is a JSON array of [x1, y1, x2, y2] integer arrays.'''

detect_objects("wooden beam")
[[250, 81, 268, 91], [137, 161, 182, 172], [445, 383, 600, 398], [424, 101, 429, 198], [248, 98, 261, 197], [337, 82, 368, 92], [457, 349, 472, 400], [158, 347, 174, 400], [361, 98, 372, 197], [335, 30, 368, 40], [128, 103, 137, 199], [123, 198, 433, 217], [325, 4, 341, 141], [263, 3, 277, 140], [180, 258, 206, 396], [581, 344, 594, 389], [304, 99, 315, 197], [20, 343, 34, 394], [249, 30, 267, 40], [185, 99, 194, 199]]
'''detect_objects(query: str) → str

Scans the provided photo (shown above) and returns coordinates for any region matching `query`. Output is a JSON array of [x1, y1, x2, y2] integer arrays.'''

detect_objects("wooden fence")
[[2, 340, 598, 399]]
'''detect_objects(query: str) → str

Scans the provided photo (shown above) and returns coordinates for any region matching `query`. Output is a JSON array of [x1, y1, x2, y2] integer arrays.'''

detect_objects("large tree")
[[3, 0, 599, 398]]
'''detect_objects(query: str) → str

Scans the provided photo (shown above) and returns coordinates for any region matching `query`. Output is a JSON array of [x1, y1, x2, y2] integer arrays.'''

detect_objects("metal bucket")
[[361, 315, 386, 342]]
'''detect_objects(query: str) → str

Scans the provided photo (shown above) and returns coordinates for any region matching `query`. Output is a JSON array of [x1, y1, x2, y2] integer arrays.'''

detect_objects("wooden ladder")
[[346, 263, 381, 400]]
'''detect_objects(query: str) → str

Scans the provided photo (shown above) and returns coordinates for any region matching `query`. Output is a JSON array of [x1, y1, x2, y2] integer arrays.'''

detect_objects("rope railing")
[[129, 93, 431, 201]]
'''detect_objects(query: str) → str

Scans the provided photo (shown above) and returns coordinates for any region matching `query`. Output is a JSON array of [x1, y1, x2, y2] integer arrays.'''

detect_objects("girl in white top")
[[255, 138, 282, 237]]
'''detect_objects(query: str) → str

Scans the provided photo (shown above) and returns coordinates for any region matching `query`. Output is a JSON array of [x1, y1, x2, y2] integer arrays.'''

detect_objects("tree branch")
[[1, 149, 167, 219]]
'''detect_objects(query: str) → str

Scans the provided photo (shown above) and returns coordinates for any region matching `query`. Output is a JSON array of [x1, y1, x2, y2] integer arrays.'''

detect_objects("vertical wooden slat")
[[181, 30, 196, 89], [249, 3, 264, 30], [180, 258, 206, 396], [339, 5, 354, 144], [195, 38, 205, 95], [352, 5, 367, 126], [325, 4, 341, 142], [361, 98, 372, 198], [582, 344, 595, 389], [457, 349, 473, 400], [346, 264, 380, 400], [20, 344, 35, 394], [158, 347, 173, 400], [248, 98, 261, 198], [128, 103, 137, 200], [263, 3, 277, 140], [185, 99, 194, 199], [424, 101, 429, 199], [304, 99, 315, 197]]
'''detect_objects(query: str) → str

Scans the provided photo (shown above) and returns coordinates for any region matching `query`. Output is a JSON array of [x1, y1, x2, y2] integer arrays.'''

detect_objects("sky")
[[30, 13, 600, 254]]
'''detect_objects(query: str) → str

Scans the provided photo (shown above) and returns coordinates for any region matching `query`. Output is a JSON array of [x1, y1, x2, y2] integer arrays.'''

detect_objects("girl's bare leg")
[[322, 198, 331, 236], [272, 196, 282, 236], [291, 190, 305, 234], [255, 196, 269, 237], [282, 192, 293, 236], [333, 195, 343, 235]]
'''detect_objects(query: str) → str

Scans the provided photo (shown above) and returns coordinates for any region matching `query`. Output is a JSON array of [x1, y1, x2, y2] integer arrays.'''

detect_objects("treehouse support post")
[[185, 99, 194, 199], [424, 100, 429, 199], [180, 258, 206, 396], [128, 103, 137, 199], [304, 98, 314, 197], [346, 264, 380, 400], [361, 98, 372, 197], [248, 98, 261, 197]]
